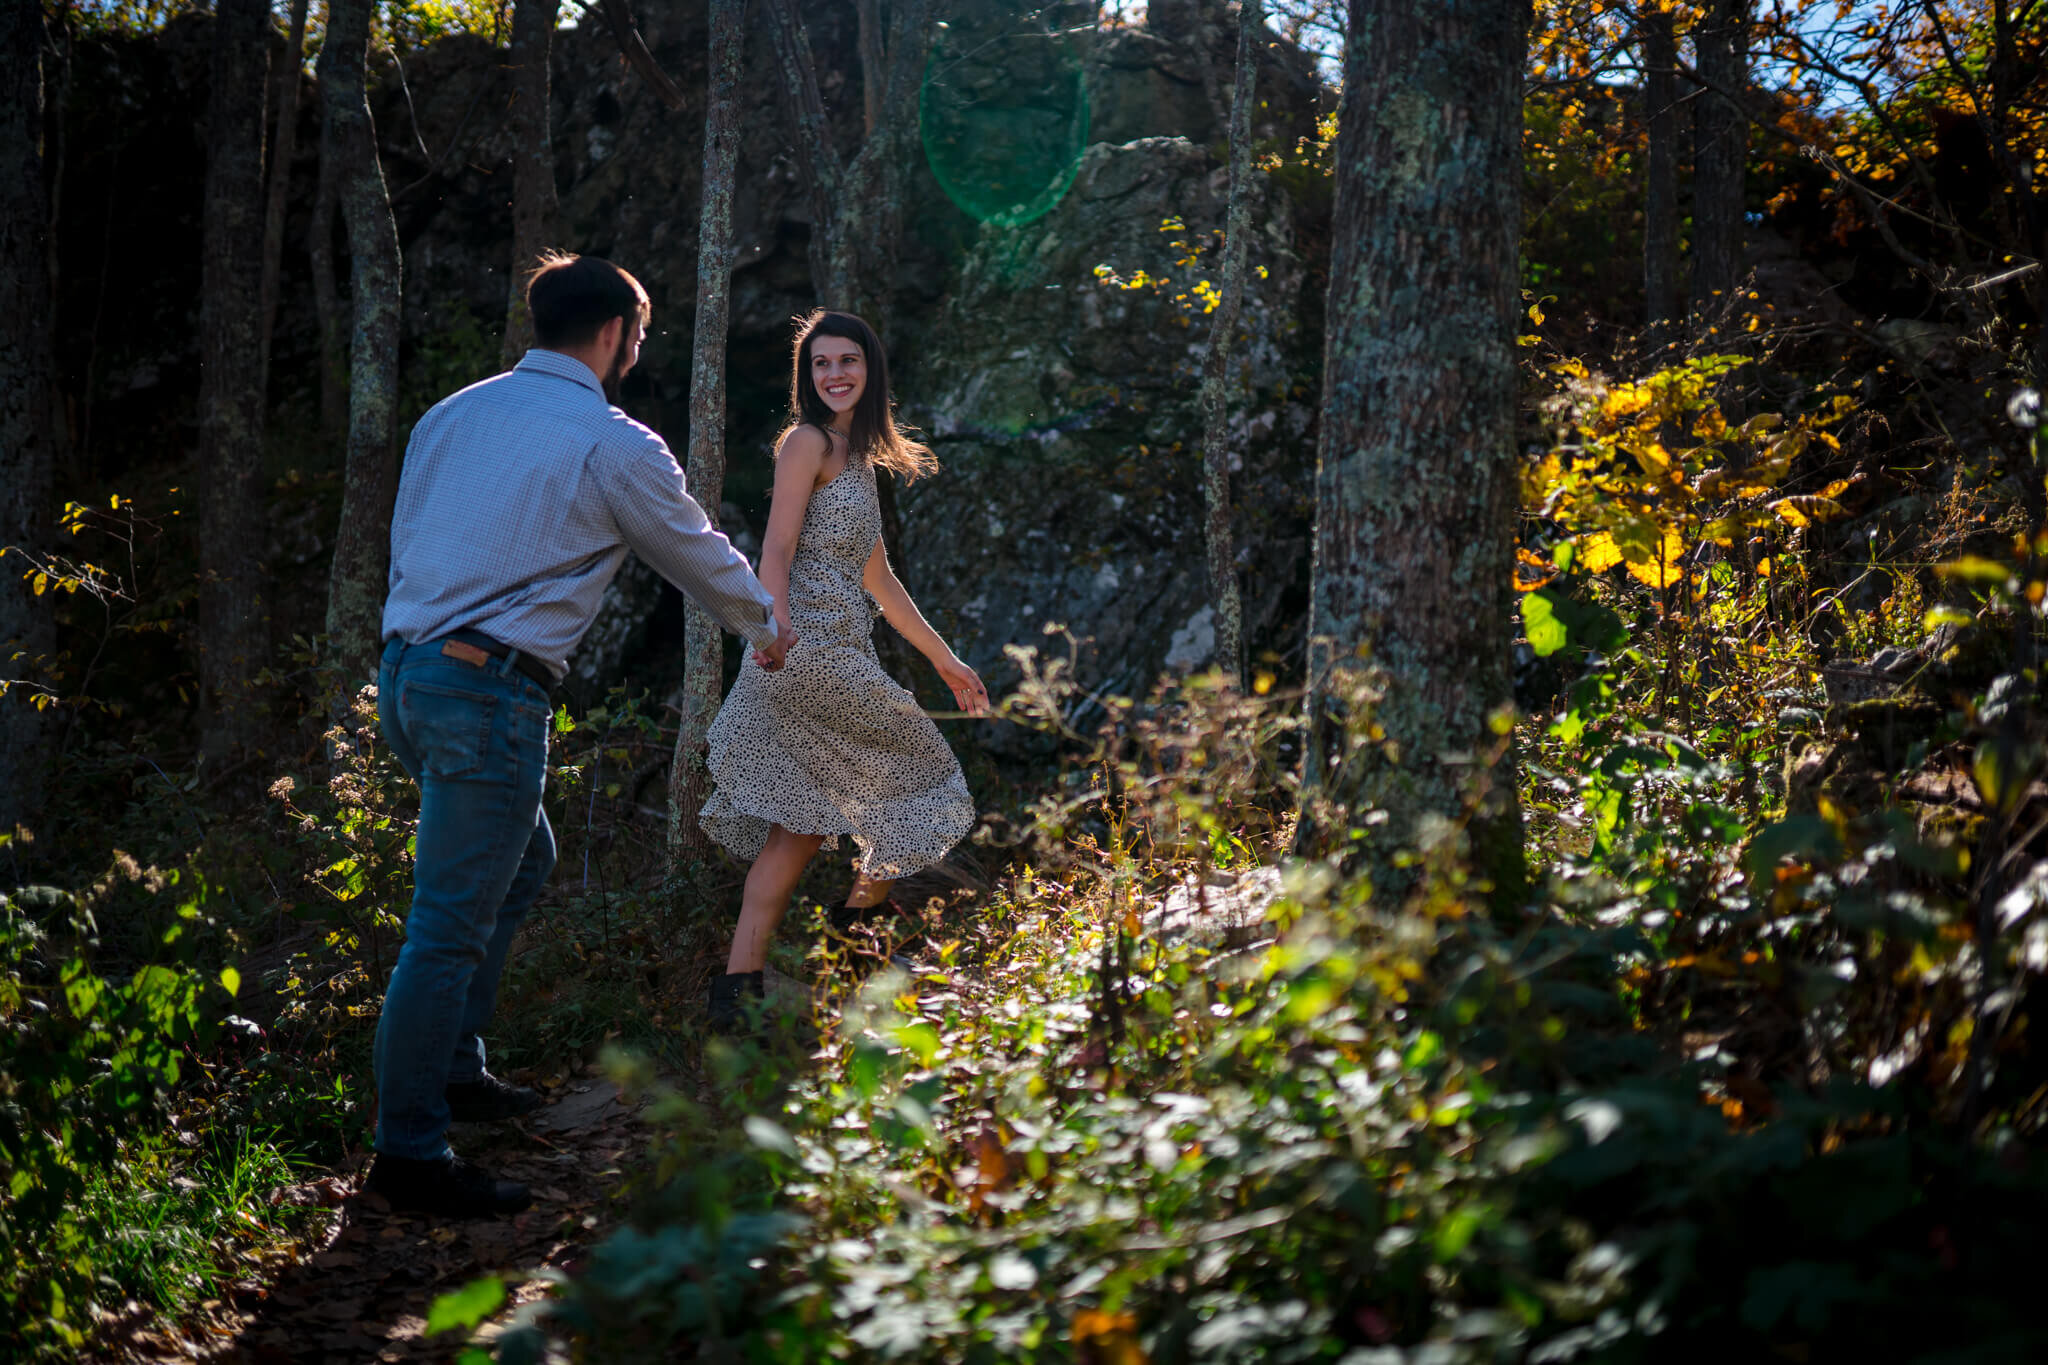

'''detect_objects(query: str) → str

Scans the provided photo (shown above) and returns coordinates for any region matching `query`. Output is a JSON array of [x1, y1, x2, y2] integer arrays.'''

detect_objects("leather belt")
[[432, 629, 555, 695]]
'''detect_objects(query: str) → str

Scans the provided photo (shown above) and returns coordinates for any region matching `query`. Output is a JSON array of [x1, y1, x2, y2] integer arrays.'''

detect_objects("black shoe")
[[445, 1072, 544, 1123], [708, 970, 765, 1035], [828, 897, 906, 934], [363, 1152, 531, 1218]]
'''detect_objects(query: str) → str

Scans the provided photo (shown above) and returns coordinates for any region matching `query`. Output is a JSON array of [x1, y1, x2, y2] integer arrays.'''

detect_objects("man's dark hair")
[[526, 252, 651, 349]]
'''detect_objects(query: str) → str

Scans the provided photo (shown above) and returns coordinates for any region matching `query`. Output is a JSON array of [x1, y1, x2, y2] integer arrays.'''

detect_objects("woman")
[[699, 310, 988, 1031]]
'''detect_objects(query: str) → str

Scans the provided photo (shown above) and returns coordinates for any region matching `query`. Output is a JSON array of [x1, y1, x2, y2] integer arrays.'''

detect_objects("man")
[[366, 253, 792, 1217]]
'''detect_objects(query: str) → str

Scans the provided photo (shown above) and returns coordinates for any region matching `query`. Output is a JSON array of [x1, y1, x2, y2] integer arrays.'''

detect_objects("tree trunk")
[[1640, 2, 1680, 346], [197, 0, 272, 764], [1197, 0, 1259, 688], [762, 0, 934, 683], [259, 0, 310, 388], [310, 108, 346, 445], [318, 0, 403, 692], [1302, 0, 1529, 903], [668, 0, 749, 867], [502, 0, 560, 367], [0, 0, 58, 833], [1691, 0, 1748, 324]]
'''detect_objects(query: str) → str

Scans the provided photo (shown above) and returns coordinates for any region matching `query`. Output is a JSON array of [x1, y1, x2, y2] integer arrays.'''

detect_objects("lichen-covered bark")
[[197, 0, 271, 763], [1197, 0, 1261, 688], [310, 107, 345, 446], [318, 0, 402, 691], [0, 1, 57, 832], [668, 0, 747, 867], [1641, 4, 1680, 344], [1691, 0, 1749, 321], [501, 0, 561, 368], [259, 0, 310, 385], [1305, 0, 1529, 901]]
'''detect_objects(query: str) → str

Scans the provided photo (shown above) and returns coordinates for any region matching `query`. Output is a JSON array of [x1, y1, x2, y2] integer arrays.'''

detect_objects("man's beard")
[[601, 326, 632, 404]]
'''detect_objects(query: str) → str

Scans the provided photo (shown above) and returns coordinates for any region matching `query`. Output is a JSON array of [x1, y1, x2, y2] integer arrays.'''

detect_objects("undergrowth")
[[422, 364, 2048, 1364]]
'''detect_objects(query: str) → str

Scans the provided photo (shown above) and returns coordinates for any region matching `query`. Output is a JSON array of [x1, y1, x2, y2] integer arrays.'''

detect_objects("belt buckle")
[[441, 639, 493, 667]]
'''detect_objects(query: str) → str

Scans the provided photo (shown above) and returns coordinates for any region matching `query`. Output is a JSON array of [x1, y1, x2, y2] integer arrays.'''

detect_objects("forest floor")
[[95, 1067, 652, 1363]]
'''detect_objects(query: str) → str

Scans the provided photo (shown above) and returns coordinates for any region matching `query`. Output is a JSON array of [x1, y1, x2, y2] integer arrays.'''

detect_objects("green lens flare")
[[919, 13, 1090, 228]]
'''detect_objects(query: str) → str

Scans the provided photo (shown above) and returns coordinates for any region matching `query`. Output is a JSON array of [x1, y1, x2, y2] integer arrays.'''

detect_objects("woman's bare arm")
[[864, 536, 990, 716], [760, 427, 829, 635]]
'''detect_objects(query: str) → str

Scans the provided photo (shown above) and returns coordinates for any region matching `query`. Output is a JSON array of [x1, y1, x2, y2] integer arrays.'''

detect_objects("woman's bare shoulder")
[[775, 423, 832, 460]]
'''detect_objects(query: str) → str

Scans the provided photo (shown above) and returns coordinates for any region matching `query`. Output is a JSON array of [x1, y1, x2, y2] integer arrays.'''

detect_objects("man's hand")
[[753, 621, 799, 671]]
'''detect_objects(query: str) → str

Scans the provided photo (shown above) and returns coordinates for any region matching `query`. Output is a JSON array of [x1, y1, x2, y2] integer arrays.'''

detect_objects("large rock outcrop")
[[900, 133, 1322, 738], [48, 0, 1331, 727]]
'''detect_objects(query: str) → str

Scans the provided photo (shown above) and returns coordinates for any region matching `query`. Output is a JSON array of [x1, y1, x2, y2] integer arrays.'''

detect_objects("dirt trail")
[[100, 1074, 646, 1364]]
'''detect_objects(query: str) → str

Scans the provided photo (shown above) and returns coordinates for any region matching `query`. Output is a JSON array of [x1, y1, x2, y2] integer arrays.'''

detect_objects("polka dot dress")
[[699, 453, 975, 879]]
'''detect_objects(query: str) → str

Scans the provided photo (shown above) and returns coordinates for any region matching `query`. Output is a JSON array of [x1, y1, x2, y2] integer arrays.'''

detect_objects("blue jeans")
[[374, 635, 556, 1161]]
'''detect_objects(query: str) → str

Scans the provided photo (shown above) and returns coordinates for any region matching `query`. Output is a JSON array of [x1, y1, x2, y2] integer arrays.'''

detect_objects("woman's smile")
[[811, 339, 867, 413]]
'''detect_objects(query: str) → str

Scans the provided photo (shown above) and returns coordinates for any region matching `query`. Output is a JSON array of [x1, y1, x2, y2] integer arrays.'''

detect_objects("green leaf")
[[1923, 605, 1974, 631], [893, 1021, 941, 1068], [1938, 556, 2013, 584], [743, 1115, 799, 1158], [426, 1276, 505, 1336], [219, 966, 240, 997], [1521, 591, 1568, 658]]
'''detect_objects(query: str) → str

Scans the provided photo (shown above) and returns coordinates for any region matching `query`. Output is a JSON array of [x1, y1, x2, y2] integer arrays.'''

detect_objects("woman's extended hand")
[[936, 654, 990, 718]]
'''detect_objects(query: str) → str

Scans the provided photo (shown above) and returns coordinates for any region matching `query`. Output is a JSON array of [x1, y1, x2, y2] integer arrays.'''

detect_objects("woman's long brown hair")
[[777, 310, 936, 482]]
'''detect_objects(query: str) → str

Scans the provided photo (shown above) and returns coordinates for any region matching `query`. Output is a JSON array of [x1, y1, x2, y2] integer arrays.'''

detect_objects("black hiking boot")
[[708, 970, 766, 1035], [445, 1071, 544, 1123], [828, 897, 907, 934], [363, 1152, 531, 1218]]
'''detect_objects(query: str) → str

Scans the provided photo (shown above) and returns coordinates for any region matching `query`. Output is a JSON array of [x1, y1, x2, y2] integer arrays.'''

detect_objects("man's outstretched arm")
[[601, 422, 782, 656]]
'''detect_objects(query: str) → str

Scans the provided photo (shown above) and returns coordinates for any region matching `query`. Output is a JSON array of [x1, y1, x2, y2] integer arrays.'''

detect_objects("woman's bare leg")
[[727, 824, 826, 973]]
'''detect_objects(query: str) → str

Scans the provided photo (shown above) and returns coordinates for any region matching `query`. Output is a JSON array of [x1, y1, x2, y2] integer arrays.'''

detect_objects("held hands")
[[936, 653, 991, 718], [753, 616, 799, 671]]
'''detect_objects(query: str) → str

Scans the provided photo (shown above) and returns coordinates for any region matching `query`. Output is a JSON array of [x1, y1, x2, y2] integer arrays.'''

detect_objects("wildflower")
[[268, 775, 296, 800]]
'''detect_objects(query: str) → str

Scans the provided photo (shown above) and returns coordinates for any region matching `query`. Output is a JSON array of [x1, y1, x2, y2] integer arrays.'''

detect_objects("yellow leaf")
[[1634, 441, 1676, 482], [1622, 525, 1689, 589], [1549, 356, 1586, 379], [1600, 386, 1653, 422], [1771, 495, 1846, 528], [32, 573, 47, 597], [1578, 531, 1623, 573]]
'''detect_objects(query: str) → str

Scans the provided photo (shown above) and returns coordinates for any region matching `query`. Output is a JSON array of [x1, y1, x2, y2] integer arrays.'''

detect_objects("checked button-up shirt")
[[381, 348, 777, 681]]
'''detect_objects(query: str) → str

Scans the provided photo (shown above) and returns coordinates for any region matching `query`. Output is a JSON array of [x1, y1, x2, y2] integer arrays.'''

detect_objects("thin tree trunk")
[[310, 103, 346, 445], [668, 0, 749, 867], [1302, 0, 1529, 903], [319, 0, 403, 691], [259, 0, 310, 387], [763, 0, 934, 683], [0, 0, 58, 833], [1641, 2, 1680, 346], [1197, 0, 1259, 688], [856, 0, 884, 137], [762, 0, 844, 302], [502, 0, 560, 367], [1691, 0, 1748, 323], [198, 0, 272, 764]]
